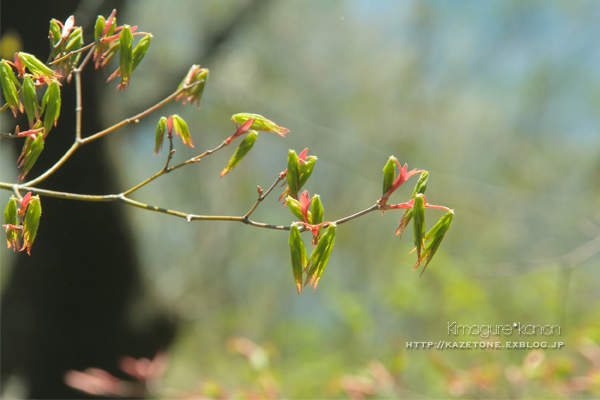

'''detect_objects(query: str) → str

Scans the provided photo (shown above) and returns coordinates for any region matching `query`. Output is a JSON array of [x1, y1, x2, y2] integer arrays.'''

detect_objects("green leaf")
[[417, 211, 453, 276], [118, 25, 133, 84], [171, 115, 193, 148], [298, 156, 316, 189], [287, 150, 301, 198], [65, 27, 83, 52], [411, 171, 429, 198], [63, 27, 83, 73], [289, 224, 307, 294], [4, 197, 20, 250], [4, 198, 18, 226], [310, 194, 324, 246], [100, 41, 119, 69], [18, 52, 60, 79], [22, 196, 41, 255], [48, 19, 63, 59], [396, 171, 430, 238], [49, 19, 62, 47], [106, 15, 117, 37], [22, 76, 39, 127], [413, 193, 426, 259], [424, 210, 453, 242], [382, 156, 397, 196], [1, 60, 22, 118], [94, 16, 106, 41], [132, 34, 151, 71], [231, 113, 289, 136], [154, 116, 167, 155], [40, 80, 61, 137], [286, 197, 305, 221], [305, 224, 337, 290], [220, 131, 258, 176], [17, 134, 44, 181], [176, 66, 209, 109], [311, 195, 324, 225]]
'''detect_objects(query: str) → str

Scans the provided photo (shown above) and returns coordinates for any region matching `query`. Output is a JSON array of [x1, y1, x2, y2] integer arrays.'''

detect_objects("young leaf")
[[188, 68, 208, 108], [22, 76, 39, 127], [298, 156, 316, 189], [286, 197, 305, 221], [220, 131, 258, 177], [65, 27, 83, 53], [396, 171, 429, 238], [63, 27, 83, 78], [132, 34, 151, 72], [232, 113, 290, 137], [424, 209, 453, 242], [94, 15, 106, 42], [415, 211, 453, 276], [289, 224, 307, 294], [4, 197, 20, 250], [311, 195, 324, 226], [287, 150, 301, 198], [118, 25, 133, 89], [305, 224, 336, 290], [154, 116, 168, 155], [311, 195, 324, 246], [382, 156, 397, 196], [17, 134, 44, 181], [411, 171, 429, 197], [171, 115, 193, 148], [49, 19, 63, 50], [177, 66, 209, 108], [40, 80, 61, 137], [412, 193, 426, 259], [21, 196, 41, 255], [18, 52, 61, 79], [1, 60, 22, 117]]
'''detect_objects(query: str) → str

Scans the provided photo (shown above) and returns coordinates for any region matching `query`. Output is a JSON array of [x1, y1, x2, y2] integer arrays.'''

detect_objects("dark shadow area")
[[1, 1, 176, 398]]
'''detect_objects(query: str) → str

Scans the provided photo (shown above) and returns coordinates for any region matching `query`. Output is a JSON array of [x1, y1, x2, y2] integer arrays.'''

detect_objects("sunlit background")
[[3, 0, 600, 398]]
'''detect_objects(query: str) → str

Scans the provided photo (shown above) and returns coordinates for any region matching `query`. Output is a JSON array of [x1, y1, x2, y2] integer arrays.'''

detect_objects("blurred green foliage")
[[39, 0, 600, 397]]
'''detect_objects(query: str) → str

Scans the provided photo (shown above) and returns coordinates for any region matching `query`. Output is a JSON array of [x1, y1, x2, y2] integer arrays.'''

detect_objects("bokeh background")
[[2, 0, 600, 398]]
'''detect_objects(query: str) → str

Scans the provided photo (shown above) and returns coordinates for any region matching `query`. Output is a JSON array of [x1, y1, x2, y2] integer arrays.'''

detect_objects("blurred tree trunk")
[[1, 1, 176, 398], [1, 0, 272, 397]]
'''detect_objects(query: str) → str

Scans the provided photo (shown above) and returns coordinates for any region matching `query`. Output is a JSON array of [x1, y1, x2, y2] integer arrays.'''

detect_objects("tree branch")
[[0, 181, 387, 233]]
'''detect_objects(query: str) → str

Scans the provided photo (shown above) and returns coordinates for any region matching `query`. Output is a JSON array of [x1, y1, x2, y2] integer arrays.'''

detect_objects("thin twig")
[[0, 182, 116, 201], [80, 82, 198, 145], [243, 174, 284, 219], [163, 134, 175, 172], [73, 45, 95, 77], [74, 57, 83, 141], [0, 182, 293, 231], [48, 42, 96, 65], [332, 204, 380, 226], [167, 141, 228, 173], [24, 142, 80, 187], [123, 139, 227, 196], [0, 181, 388, 234], [12, 185, 22, 199]]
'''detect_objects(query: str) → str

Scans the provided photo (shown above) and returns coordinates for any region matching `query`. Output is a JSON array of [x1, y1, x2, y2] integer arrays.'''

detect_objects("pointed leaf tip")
[[289, 224, 307, 294]]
